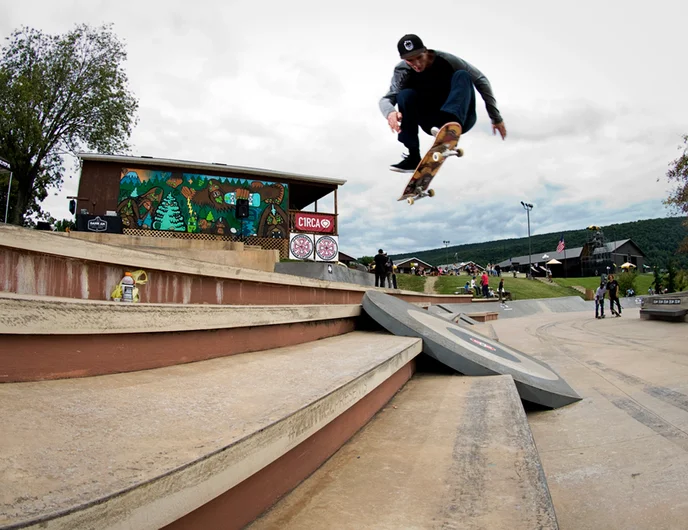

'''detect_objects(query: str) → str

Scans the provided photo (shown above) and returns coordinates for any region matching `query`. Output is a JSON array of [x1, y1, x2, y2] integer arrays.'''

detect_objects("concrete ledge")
[[62, 231, 279, 272], [0, 224, 470, 306], [0, 292, 361, 334], [639, 309, 688, 322], [639, 291, 688, 322], [274, 261, 374, 287], [465, 311, 499, 322], [251, 374, 558, 529], [0, 332, 422, 529]]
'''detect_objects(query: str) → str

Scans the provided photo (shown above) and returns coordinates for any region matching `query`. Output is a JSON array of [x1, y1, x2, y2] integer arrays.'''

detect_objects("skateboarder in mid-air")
[[380, 34, 507, 172]]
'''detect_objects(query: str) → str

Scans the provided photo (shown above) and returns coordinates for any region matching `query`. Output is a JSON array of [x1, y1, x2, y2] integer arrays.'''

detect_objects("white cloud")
[[2, 0, 686, 257]]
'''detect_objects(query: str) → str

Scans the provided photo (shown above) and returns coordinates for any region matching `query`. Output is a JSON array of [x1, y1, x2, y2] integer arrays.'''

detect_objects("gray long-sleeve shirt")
[[379, 50, 503, 124]]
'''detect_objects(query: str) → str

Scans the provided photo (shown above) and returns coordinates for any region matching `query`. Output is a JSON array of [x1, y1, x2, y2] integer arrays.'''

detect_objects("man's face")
[[404, 51, 431, 72]]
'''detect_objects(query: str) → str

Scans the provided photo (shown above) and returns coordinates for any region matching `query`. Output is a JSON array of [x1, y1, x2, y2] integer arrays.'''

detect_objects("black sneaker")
[[389, 153, 421, 173]]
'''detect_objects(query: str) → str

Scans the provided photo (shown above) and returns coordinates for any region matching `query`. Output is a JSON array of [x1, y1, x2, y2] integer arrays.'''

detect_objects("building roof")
[[395, 257, 433, 268], [77, 153, 347, 187], [497, 239, 637, 268]]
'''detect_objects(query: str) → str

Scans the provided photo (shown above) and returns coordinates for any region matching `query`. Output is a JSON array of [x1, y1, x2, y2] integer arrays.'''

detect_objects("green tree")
[[653, 265, 663, 294], [666, 261, 677, 293], [0, 24, 138, 225], [663, 134, 688, 252], [616, 270, 637, 297], [54, 218, 74, 232]]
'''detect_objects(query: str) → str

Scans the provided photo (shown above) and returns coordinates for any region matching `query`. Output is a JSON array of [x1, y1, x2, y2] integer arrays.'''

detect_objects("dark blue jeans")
[[397, 70, 477, 151]]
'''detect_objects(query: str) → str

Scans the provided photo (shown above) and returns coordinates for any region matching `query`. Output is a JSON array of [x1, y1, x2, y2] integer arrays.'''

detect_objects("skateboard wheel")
[[428, 189, 435, 197], [407, 197, 415, 205], [432, 152, 441, 162], [456, 148, 464, 157]]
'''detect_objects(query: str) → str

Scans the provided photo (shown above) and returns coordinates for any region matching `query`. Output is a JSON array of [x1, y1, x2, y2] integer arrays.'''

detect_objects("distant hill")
[[382, 216, 688, 269]]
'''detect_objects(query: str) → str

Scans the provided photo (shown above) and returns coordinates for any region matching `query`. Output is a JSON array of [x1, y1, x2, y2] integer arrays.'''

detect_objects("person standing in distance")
[[380, 34, 507, 172], [374, 249, 388, 288]]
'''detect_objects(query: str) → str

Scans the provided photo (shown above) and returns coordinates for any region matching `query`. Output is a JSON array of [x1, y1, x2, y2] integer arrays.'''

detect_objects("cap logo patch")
[[404, 40, 414, 51]]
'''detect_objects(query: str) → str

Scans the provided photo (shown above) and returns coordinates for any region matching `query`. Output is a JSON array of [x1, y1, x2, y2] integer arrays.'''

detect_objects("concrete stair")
[[250, 374, 558, 530], [0, 292, 362, 382], [0, 225, 561, 529], [0, 332, 422, 530]]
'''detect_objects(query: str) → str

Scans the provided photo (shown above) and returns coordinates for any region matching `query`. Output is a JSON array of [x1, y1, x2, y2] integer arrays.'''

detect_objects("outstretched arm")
[[439, 51, 506, 138], [379, 63, 411, 123]]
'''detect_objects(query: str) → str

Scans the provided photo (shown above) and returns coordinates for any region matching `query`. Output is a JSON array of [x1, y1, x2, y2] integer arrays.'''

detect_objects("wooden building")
[[497, 239, 647, 277], [74, 153, 346, 259]]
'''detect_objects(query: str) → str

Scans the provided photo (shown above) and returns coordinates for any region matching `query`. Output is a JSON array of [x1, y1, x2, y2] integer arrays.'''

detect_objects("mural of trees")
[[154, 193, 186, 231], [118, 168, 290, 237]]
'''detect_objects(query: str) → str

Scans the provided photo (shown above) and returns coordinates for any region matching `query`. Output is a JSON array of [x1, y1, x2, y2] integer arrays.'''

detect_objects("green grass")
[[398, 272, 656, 299], [554, 273, 654, 294], [395, 273, 426, 293], [435, 274, 585, 300]]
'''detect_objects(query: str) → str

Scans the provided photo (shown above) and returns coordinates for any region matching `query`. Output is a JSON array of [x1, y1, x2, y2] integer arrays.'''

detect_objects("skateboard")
[[398, 122, 463, 205]]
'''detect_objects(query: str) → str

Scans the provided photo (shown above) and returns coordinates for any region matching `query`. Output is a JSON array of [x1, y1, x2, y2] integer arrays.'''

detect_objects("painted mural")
[[116, 168, 289, 238]]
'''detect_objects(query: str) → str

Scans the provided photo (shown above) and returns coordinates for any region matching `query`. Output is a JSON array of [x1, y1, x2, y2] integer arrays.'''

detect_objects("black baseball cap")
[[397, 34, 427, 59]]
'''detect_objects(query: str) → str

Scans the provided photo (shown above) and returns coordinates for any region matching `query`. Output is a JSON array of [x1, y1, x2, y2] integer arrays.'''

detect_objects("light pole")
[[520, 202, 533, 279], [443, 240, 450, 267]]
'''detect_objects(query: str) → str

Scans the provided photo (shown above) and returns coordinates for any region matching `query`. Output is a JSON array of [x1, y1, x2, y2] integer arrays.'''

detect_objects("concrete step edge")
[[1, 332, 423, 530], [0, 292, 361, 335]]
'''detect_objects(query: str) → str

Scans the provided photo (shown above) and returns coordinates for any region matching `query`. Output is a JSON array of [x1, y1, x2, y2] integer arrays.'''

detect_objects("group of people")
[[462, 272, 511, 302], [372, 249, 397, 289], [594, 274, 623, 319]]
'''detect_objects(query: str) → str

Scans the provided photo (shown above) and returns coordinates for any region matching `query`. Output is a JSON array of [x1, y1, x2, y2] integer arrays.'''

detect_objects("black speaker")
[[235, 198, 249, 219]]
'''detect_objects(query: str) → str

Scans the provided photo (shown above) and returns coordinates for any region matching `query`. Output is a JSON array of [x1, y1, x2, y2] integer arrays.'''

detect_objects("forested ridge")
[[384, 216, 688, 269]]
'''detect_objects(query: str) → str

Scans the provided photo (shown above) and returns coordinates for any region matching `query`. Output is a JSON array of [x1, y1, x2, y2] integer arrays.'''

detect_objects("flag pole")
[[564, 246, 567, 278]]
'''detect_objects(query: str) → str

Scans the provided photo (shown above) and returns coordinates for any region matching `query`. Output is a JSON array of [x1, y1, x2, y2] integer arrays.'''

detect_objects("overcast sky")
[[2, 0, 686, 258]]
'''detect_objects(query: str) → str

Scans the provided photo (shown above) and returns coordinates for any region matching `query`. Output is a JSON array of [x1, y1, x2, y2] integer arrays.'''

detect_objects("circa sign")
[[294, 212, 335, 233]]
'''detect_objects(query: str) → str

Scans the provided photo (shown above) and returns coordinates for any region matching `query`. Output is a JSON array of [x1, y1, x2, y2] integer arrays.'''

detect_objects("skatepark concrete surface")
[[490, 308, 688, 530], [250, 374, 557, 530], [440, 295, 641, 320]]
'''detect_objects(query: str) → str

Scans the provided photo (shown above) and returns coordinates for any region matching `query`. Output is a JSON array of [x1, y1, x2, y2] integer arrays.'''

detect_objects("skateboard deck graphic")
[[398, 122, 463, 204]]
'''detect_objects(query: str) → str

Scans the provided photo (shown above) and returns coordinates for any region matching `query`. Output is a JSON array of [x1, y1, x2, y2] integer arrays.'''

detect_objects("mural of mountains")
[[384, 216, 688, 269], [120, 171, 141, 186]]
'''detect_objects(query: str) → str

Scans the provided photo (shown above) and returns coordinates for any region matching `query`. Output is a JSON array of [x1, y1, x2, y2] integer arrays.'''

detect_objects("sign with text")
[[294, 212, 335, 233]]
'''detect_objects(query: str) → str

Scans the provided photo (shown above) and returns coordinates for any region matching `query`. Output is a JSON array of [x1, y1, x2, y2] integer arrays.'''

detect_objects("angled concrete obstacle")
[[362, 291, 581, 409]]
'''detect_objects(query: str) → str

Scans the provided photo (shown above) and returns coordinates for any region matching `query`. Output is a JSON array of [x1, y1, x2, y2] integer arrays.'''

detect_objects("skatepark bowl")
[[1, 224, 688, 529]]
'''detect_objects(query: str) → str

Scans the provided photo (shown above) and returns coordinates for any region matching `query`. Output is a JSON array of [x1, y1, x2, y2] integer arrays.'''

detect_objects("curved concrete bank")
[[363, 291, 581, 409], [0, 332, 421, 530]]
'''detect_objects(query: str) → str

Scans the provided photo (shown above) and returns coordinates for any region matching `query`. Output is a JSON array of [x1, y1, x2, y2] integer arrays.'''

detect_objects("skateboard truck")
[[407, 187, 435, 205], [432, 147, 464, 162]]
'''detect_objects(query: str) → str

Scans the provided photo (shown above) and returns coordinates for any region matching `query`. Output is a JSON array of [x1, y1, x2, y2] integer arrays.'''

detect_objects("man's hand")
[[492, 121, 507, 140], [387, 111, 402, 133]]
